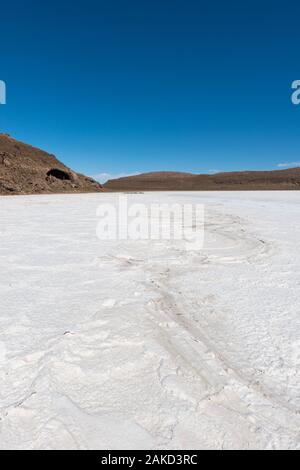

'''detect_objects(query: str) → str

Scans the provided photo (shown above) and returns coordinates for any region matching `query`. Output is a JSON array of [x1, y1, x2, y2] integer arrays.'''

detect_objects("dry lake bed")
[[0, 191, 299, 450]]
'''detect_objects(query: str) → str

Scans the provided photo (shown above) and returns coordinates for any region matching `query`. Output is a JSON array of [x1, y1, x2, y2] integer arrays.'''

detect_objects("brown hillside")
[[104, 169, 300, 191], [0, 134, 103, 195]]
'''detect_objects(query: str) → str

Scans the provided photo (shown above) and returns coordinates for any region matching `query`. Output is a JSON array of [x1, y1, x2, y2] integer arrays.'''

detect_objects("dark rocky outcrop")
[[0, 134, 103, 195]]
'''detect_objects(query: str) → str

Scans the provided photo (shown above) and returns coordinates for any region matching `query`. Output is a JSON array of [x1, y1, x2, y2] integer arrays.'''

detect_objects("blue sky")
[[1, 0, 300, 181]]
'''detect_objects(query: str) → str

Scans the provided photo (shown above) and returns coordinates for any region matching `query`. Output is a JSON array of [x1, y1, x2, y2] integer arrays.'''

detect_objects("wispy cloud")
[[277, 162, 300, 169], [92, 172, 138, 183]]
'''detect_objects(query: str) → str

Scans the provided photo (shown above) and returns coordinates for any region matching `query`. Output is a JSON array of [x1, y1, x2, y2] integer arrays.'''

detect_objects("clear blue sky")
[[1, 0, 300, 180]]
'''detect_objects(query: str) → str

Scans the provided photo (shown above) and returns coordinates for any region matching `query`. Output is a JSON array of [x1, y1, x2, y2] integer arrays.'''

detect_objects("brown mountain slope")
[[0, 134, 103, 195], [104, 169, 300, 191]]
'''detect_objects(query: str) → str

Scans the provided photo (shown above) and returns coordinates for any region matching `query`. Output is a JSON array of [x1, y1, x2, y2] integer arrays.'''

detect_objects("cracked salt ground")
[[0, 192, 299, 449]]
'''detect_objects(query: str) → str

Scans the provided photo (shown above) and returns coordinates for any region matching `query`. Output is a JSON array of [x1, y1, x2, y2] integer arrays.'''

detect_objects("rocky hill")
[[0, 134, 103, 195]]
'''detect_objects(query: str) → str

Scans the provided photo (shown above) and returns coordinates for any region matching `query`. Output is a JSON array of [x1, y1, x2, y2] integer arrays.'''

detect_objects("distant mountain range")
[[104, 169, 300, 191], [0, 134, 103, 195], [2, 134, 300, 195]]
